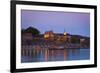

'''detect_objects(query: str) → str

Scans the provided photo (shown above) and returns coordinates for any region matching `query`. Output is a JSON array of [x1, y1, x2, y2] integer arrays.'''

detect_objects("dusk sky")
[[21, 10, 90, 37]]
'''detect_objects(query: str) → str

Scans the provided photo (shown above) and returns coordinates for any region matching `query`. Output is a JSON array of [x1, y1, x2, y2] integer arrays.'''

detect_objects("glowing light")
[[44, 34, 49, 38], [64, 32, 67, 36]]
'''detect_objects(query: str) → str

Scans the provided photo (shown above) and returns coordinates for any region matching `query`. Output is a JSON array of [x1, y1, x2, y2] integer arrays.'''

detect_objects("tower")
[[64, 29, 67, 36]]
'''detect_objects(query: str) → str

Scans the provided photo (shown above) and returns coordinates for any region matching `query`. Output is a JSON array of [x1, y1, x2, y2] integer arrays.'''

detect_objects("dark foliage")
[[22, 27, 40, 35]]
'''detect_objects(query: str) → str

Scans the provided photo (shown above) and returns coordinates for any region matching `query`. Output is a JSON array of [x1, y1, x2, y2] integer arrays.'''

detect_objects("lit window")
[[44, 34, 49, 38]]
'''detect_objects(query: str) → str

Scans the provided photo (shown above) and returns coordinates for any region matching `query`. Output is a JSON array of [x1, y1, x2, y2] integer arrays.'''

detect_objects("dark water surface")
[[21, 48, 90, 63]]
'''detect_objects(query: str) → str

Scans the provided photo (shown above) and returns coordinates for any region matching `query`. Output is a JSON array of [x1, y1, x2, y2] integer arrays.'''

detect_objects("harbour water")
[[21, 48, 90, 63]]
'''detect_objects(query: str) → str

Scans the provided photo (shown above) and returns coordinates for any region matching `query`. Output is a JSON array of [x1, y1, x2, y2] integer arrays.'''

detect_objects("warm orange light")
[[44, 34, 49, 38]]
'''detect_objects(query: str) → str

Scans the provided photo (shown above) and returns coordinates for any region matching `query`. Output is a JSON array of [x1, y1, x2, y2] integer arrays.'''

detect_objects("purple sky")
[[21, 10, 90, 37]]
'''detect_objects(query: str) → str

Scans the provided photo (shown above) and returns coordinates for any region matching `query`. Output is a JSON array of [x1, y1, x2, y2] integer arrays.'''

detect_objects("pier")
[[21, 43, 89, 56]]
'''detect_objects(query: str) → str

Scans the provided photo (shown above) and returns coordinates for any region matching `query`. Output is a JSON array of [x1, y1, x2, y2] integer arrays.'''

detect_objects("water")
[[21, 48, 90, 63]]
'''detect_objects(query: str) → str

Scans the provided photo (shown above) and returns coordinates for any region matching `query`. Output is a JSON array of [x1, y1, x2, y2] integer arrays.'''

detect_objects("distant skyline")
[[21, 10, 90, 37]]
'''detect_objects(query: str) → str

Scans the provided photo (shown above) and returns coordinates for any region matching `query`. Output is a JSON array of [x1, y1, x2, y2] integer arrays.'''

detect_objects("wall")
[[0, 0, 99, 73]]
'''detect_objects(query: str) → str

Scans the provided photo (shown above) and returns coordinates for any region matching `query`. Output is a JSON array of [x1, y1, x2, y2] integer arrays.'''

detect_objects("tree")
[[71, 36, 80, 43], [24, 27, 40, 35]]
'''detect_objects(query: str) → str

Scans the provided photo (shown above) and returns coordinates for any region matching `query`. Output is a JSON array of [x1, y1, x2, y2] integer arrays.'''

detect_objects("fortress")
[[44, 31, 71, 42]]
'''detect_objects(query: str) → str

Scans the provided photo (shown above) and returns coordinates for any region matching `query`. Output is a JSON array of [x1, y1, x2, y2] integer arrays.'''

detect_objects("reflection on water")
[[21, 48, 90, 63]]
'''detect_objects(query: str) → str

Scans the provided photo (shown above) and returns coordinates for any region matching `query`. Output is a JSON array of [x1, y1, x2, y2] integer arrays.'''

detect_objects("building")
[[44, 30, 71, 42], [44, 31, 54, 41], [22, 32, 33, 45]]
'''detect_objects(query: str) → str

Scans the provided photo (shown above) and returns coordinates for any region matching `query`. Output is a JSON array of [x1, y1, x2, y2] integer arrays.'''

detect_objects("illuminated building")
[[44, 31, 54, 41], [44, 30, 71, 42]]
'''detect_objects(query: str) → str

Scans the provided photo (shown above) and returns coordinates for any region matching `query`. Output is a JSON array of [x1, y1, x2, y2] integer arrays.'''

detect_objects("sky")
[[21, 10, 90, 37]]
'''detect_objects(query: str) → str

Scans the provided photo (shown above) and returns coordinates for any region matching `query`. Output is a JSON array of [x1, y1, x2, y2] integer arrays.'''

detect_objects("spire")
[[64, 28, 65, 33], [64, 29, 67, 35]]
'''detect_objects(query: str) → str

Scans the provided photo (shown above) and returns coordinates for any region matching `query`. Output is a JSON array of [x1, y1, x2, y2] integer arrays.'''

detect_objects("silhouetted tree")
[[22, 27, 40, 35], [71, 36, 80, 43]]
